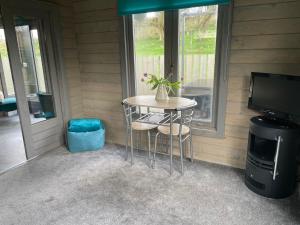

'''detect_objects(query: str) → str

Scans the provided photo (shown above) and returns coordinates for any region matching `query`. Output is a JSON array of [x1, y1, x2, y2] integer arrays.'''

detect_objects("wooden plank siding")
[[222, 0, 300, 168], [40, 0, 83, 118], [67, 0, 300, 169], [72, 0, 124, 144], [59, 1, 83, 118]]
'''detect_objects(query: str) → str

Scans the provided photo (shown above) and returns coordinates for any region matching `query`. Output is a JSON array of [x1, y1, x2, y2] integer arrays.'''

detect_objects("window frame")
[[0, 57, 9, 97], [0, 53, 14, 98], [120, 3, 232, 138]]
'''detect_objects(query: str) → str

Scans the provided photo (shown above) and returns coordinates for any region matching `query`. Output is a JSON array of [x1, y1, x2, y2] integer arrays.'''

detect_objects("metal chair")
[[122, 102, 157, 166], [153, 108, 194, 174]]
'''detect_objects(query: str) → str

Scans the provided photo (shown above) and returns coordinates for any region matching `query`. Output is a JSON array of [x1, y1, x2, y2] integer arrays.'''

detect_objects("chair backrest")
[[178, 107, 195, 136], [181, 108, 194, 127], [122, 102, 137, 127]]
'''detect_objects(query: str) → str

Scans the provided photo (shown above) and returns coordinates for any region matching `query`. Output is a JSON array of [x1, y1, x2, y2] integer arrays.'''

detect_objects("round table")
[[122, 95, 197, 174]]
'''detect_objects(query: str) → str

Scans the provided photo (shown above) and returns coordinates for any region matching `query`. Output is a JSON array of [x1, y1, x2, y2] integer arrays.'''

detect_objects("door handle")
[[273, 136, 282, 180]]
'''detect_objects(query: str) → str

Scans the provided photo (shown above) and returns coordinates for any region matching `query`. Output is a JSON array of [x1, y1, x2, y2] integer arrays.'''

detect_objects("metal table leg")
[[190, 130, 193, 163], [125, 128, 129, 161], [170, 111, 173, 175], [147, 130, 151, 167]]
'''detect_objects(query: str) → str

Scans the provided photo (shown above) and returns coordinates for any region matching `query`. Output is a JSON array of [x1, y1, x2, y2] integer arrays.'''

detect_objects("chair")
[[153, 108, 194, 174], [0, 97, 17, 112], [122, 102, 157, 166], [37, 93, 55, 119]]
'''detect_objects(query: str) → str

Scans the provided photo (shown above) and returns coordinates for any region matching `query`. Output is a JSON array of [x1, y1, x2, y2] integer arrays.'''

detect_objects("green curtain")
[[118, 0, 230, 15]]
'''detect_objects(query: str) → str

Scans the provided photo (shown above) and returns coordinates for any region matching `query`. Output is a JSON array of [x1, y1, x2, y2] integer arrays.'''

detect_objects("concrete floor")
[[0, 114, 26, 173], [0, 144, 299, 225]]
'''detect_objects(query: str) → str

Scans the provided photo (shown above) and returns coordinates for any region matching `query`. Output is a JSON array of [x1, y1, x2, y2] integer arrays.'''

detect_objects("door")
[[0, 12, 27, 172], [2, 3, 65, 158]]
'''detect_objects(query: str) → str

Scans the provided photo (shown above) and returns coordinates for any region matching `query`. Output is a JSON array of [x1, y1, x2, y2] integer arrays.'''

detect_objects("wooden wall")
[[196, 0, 300, 168], [68, 0, 300, 169], [220, 0, 300, 168], [72, 0, 124, 143], [40, 0, 83, 118]]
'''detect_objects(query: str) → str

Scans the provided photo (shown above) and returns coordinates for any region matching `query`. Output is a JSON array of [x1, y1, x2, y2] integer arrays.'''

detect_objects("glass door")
[[2, 5, 64, 158], [0, 12, 26, 173]]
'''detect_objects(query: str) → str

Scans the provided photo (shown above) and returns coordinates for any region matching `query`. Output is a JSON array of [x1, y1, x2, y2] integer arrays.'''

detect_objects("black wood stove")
[[245, 116, 300, 198]]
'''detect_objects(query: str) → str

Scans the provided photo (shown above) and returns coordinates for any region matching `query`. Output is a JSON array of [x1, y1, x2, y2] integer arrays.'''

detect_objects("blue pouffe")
[[67, 118, 105, 152]]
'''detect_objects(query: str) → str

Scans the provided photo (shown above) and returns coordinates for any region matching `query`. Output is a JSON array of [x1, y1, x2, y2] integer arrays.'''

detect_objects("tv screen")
[[248, 72, 300, 118]]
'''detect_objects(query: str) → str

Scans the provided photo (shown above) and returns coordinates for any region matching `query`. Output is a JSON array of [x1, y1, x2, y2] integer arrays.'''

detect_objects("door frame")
[[0, 0, 70, 159]]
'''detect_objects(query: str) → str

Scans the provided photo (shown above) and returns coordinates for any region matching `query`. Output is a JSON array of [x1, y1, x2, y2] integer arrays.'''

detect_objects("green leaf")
[[151, 83, 159, 90]]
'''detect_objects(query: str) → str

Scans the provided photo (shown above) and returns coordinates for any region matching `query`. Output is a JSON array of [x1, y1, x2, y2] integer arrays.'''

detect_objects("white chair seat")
[[158, 123, 190, 136], [131, 122, 157, 131]]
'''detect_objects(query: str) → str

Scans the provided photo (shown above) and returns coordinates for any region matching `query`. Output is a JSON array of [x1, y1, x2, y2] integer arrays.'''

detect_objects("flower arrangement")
[[141, 72, 181, 100], [141, 73, 180, 94]]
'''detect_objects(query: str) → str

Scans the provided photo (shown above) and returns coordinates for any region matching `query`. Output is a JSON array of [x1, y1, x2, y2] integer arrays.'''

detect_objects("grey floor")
[[0, 114, 26, 173], [0, 144, 299, 225]]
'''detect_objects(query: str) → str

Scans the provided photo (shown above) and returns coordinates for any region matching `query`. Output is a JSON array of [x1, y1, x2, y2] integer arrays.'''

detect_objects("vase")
[[155, 85, 169, 101]]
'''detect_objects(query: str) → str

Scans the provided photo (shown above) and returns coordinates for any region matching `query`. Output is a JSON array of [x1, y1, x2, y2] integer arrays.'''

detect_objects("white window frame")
[[120, 3, 232, 138]]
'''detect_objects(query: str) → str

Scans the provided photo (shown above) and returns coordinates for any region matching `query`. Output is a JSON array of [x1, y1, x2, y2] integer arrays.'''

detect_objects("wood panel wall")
[[218, 0, 300, 168], [40, 0, 83, 118], [72, 0, 124, 143], [68, 0, 300, 169]]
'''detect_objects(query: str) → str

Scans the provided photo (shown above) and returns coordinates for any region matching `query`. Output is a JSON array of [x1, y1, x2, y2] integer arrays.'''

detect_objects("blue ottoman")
[[67, 118, 105, 152]]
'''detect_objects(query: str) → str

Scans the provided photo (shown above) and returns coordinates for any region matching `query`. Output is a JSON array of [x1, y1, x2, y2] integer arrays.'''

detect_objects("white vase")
[[155, 85, 169, 101]]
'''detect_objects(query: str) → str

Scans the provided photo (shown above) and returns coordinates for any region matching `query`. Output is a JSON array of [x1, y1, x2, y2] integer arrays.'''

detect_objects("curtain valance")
[[118, 0, 230, 15]]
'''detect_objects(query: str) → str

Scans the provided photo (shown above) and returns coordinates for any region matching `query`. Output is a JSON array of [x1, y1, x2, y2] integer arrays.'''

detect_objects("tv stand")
[[245, 116, 300, 198]]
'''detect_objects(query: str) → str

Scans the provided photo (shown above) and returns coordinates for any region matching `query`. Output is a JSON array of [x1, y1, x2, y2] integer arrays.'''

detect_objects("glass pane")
[[178, 6, 218, 125], [14, 16, 56, 124], [31, 29, 46, 93], [133, 12, 164, 96], [0, 29, 14, 96]]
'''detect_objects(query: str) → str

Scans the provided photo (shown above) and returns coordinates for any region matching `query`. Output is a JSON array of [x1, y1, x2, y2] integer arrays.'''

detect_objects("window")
[[14, 16, 56, 124], [121, 4, 232, 137], [178, 6, 218, 127], [132, 11, 165, 96], [0, 28, 14, 97], [15, 25, 45, 95], [31, 29, 46, 93]]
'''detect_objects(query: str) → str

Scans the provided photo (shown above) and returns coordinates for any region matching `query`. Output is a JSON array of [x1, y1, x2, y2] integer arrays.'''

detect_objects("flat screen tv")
[[248, 72, 300, 120]]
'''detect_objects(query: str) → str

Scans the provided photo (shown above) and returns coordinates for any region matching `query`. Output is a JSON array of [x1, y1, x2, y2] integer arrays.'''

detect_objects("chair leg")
[[189, 131, 193, 163], [147, 130, 152, 168], [179, 136, 184, 175], [153, 133, 160, 169], [183, 139, 187, 159], [130, 127, 134, 165], [165, 135, 169, 153]]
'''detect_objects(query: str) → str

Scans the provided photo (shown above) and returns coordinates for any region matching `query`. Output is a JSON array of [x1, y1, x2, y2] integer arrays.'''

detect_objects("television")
[[248, 72, 300, 121]]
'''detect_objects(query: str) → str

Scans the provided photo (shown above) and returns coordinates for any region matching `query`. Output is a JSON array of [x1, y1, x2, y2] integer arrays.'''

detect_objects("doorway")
[[0, 17, 26, 173], [0, 0, 67, 172]]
